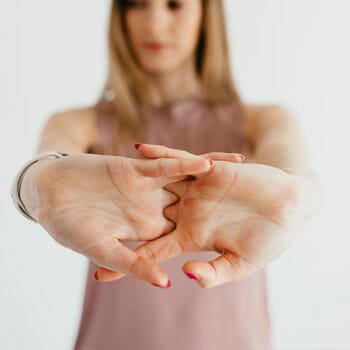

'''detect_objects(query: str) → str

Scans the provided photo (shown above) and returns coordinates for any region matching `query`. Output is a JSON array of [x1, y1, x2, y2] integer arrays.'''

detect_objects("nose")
[[143, 2, 169, 38]]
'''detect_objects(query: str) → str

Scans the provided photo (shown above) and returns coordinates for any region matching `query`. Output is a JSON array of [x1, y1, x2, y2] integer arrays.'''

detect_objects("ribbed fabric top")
[[73, 95, 272, 350]]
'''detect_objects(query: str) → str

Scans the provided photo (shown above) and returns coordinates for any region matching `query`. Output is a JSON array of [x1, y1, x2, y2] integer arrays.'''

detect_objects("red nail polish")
[[184, 271, 201, 281], [238, 154, 246, 161], [134, 143, 141, 150], [151, 280, 172, 288], [93, 271, 99, 281]]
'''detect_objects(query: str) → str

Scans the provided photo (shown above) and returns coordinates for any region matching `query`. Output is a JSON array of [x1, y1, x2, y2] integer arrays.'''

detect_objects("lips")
[[144, 42, 166, 51]]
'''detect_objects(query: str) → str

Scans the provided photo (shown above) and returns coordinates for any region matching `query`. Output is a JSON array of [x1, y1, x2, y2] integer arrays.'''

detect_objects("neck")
[[143, 58, 202, 107]]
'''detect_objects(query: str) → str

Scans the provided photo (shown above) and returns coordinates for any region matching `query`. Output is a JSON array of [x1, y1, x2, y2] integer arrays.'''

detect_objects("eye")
[[123, 0, 146, 9], [167, 0, 182, 10]]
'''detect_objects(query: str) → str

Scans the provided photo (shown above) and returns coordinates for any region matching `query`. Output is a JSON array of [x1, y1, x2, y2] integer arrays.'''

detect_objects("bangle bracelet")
[[10, 151, 69, 223]]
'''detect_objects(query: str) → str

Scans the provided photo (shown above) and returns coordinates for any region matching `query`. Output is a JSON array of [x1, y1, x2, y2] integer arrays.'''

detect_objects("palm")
[[40, 157, 171, 250], [140, 161, 296, 283], [36, 152, 211, 285]]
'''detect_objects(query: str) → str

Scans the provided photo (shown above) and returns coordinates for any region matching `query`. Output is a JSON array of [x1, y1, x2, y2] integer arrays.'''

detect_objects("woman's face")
[[124, 0, 203, 75]]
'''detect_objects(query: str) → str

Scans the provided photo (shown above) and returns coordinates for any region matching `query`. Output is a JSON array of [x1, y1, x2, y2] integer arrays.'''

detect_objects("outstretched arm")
[[244, 104, 324, 220]]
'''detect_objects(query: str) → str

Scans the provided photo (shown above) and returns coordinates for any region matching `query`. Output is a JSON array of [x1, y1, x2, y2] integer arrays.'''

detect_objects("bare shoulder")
[[241, 103, 299, 161], [242, 102, 297, 138], [47, 105, 98, 151], [243, 102, 294, 124]]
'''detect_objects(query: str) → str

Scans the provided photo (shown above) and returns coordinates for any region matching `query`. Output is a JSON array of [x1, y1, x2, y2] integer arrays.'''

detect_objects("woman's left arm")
[[245, 104, 324, 222]]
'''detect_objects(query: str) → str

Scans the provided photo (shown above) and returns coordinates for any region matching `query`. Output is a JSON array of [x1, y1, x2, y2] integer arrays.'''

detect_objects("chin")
[[139, 59, 180, 76]]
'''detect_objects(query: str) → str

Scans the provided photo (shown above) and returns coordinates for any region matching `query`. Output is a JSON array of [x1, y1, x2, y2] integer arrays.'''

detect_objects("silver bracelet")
[[10, 151, 69, 223]]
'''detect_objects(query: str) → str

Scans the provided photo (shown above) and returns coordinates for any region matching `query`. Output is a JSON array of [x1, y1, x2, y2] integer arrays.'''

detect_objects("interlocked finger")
[[135, 157, 212, 179], [137, 144, 199, 160], [87, 236, 169, 287]]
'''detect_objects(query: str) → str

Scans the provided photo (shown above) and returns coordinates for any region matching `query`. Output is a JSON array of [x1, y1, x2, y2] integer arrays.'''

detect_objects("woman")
[[18, 0, 323, 349]]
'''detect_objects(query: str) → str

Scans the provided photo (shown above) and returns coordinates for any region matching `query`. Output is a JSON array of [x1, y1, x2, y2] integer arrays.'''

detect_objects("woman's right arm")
[[35, 107, 98, 154], [16, 109, 214, 286], [20, 107, 98, 220]]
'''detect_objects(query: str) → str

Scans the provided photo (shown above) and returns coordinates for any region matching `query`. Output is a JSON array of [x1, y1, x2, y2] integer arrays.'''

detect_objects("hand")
[[94, 145, 246, 283], [23, 152, 214, 287], [96, 144, 304, 288]]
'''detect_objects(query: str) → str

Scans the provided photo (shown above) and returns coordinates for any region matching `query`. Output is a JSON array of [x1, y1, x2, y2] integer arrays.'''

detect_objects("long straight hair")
[[95, 0, 243, 154]]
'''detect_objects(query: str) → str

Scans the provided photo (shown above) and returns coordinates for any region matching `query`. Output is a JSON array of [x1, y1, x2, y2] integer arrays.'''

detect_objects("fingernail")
[[209, 159, 213, 166], [151, 280, 172, 288], [93, 271, 99, 281], [238, 154, 246, 161], [184, 271, 201, 281], [134, 143, 141, 150]]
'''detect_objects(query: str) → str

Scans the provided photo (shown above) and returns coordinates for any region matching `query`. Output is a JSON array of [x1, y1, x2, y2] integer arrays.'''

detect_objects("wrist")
[[288, 168, 324, 230], [20, 158, 56, 222], [11, 151, 69, 223]]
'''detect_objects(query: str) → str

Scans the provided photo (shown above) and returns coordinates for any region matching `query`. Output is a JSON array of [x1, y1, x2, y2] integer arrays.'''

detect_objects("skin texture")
[[23, 151, 224, 287], [95, 144, 311, 288]]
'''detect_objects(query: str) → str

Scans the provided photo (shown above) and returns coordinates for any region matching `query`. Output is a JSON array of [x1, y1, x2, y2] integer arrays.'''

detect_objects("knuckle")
[[163, 147, 171, 158], [202, 153, 212, 158], [137, 245, 157, 262], [129, 255, 150, 276]]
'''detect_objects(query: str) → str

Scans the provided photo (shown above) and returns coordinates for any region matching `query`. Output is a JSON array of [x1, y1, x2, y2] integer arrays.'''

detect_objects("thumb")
[[182, 251, 259, 288], [93, 267, 125, 282], [93, 267, 172, 289], [87, 237, 171, 288]]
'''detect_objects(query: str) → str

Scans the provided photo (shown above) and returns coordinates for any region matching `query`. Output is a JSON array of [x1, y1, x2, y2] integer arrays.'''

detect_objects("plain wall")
[[1, 0, 349, 348]]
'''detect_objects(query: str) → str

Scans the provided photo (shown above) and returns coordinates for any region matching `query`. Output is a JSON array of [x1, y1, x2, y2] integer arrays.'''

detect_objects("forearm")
[[19, 110, 92, 221], [253, 138, 310, 175], [248, 104, 324, 226], [254, 140, 324, 228]]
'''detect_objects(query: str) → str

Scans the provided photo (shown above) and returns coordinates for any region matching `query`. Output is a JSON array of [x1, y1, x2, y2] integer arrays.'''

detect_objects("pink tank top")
[[73, 95, 272, 350]]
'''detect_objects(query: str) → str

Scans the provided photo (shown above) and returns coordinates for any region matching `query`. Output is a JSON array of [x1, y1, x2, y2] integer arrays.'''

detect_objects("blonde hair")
[[95, 0, 243, 153]]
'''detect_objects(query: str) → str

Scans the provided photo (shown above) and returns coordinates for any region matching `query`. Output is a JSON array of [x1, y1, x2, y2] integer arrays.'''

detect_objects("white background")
[[1, 0, 349, 349]]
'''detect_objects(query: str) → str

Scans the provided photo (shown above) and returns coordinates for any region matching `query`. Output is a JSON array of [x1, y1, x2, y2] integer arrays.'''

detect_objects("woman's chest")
[[141, 111, 250, 156]]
